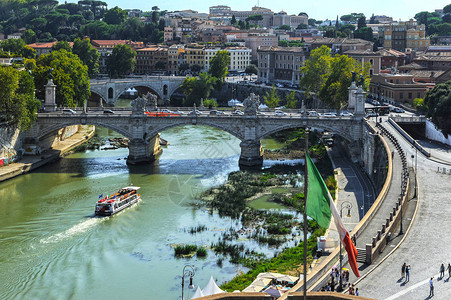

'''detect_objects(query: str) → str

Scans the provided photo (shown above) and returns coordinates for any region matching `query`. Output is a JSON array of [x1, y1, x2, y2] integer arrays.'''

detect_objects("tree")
[[245, 64, 258, 75], [423, 81, 451, 136], [444, 4, 451, 15], [357, 16, 366, 29], [34, 49, 90, 107], [318, 54, 370, 109], [245, 14, 263, 23], [22, 45, 36, 59], [285, 91, 297, 108], [354, 27, 373, 41], [297, 23, 308, 29], [264, 86, 280, 108], [181, 72, 217, 106], [106, 44, 136, 78], [104, 6, 127, 25], [0, 38, 26, 56], [178, 63, 190, 74], [72, 37, 100, 77], [209, 50, 230, 83], [278, 25, 291, 31], [52, 40, 72, 52], [155, 60, 166, 70], [231, 15, 237, 25], [0, 67, 39, 130], [191, 64, 202, 74], [22, 29, 37, 44], [369, 14, 377, 24], [299, 45, 332, 96]]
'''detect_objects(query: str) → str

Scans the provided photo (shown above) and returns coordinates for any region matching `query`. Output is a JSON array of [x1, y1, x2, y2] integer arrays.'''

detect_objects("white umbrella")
[[191, 286, 204, 299], [202, 276, 224, 296], [263, 287, 285, 298]]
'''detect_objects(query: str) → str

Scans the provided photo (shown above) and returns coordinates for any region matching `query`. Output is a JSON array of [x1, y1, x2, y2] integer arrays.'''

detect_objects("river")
[[0, 123, 301, 300]]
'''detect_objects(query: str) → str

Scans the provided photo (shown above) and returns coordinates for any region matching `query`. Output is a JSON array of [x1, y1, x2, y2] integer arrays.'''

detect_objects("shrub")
[[196, 247, 207, 257]]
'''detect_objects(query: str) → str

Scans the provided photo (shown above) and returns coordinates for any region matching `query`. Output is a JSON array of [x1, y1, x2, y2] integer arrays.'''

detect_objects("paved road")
[[356, 118, 451, 300]]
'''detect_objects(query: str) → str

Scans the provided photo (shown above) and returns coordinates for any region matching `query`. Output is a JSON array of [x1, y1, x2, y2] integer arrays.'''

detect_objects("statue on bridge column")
[[243, 93, 260, 115], [131, 96, 148, 114], [143, 92, 157, 111]]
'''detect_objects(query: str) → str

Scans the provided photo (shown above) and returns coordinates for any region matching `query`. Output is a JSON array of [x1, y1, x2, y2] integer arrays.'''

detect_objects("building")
[[28, 41, 74, 57], [209, 5, 232, 16], [306, 38, 374, 54], [373, 15, 393, 24], [230, 6, 274, 28], [135, 46, 169, 74], [184, 45, 205, 70], [273, 11, 308, 29], [164, 27, 174, 42], [379, 20, 429, 51], [377, 48, 406, 71], [168, 45, 185, 75], [204, 47, 251, 72], [257, 46, 305, 84], [91, 40, 144, 74], [369, 73, 431, 105], [344, 50, 381, 76], [246, 32, 279, 60]]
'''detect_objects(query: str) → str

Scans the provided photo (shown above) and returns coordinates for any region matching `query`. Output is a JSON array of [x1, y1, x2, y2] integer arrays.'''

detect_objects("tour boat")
[[95, 186, 141, 216]]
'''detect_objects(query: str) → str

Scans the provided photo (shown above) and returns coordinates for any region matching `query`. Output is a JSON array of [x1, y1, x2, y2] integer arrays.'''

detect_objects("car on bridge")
[[274, 110, 287, 116], [210, 110, 224, 115], [103, 109, 115, 114], [322, 112, 337, 118], [340, 112, 354, 117], [62, 109, 76, 114], [188, 110, 203, 116], [232, 110, 244, 115], [307, 111, 319, 117]]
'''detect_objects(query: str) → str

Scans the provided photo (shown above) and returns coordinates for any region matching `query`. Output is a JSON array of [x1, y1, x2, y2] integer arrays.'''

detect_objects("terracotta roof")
[[28, 42, 73, 48], [408, 70, 445, 78], [377, 48, 406, 57], [344, 49, 380, 56], [309, 37, 372, 45], [398, 63, 426, 70], [91, 40, 127, 46], [258, 45, 304, 53]]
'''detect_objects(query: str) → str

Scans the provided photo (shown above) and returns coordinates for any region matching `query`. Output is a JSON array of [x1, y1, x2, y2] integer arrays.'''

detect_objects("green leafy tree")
[[191, 64, 202, 74], [245, 14, 263, 23], [318, 54, 370, 109], [413, 97, 427, 113], [444, 4, 451, 15], [0, 38, 26, 56], [106, 44, 136, 78], [231, 15, 237, 25], [52, 40, 72, 52], [308, 19, 316, 26], [22, 45, 36, 59], [299, 45, 332, 96], [22, 29, 37, 44], [178, 63, 190, 74], [423, 81, 451, 136], [278, 25, 291, 31], [245, 64, 258, 75], [0, 67, 39, 130], [297, 23, 308, 29], [34, 49, 90, 107], [155, 60, 166, 70], [285, 91, 297, 108], [354, 27, 373, 41], [209, 50, 230, 83], [72, 37, 100, 77], [104, 6, 127, 25], [357, 16, 366, 29], [264, 86, 280, 108], [181, 73, 217, 106]]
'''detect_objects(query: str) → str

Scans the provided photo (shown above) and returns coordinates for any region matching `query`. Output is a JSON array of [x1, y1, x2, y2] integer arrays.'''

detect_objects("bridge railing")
[[389, 116, 427, 123]]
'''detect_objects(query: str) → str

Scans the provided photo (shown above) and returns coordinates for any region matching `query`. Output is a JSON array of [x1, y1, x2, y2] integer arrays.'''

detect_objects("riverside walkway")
[[355, 119, 451, 299]]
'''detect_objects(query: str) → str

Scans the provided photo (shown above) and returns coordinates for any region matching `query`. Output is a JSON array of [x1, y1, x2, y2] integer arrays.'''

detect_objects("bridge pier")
[[126, 135, 162, 165], [239, 140, 263, 168]]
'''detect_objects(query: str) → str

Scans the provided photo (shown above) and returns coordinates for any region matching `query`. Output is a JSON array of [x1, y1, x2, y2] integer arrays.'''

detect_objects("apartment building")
[[185, 45, 205, 70], [369, 73, 431, 105], [306, 38, 374, 54], [344, 49, 381, 76], [28, 42, 73, 57], [257, 46, 305, 84], [135, 46, 168, 74], [379, 20, 429, 51], [273, 11, 308, 29], [168, 45, 185, 75], [204, 47, 251, 72]]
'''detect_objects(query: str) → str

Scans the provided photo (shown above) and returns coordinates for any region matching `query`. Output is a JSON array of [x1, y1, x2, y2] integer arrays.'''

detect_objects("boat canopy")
[[121, 186, 141, 190]]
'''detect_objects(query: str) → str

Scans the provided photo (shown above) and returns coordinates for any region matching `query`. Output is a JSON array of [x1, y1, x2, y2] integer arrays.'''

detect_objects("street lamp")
[[338, 201, 352, 292], [181, 264, 195, 300]]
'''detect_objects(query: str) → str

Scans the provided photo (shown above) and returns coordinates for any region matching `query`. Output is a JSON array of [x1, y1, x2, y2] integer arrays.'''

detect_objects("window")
[[408, 92, 412, 99], [400, 92, 404, 99]]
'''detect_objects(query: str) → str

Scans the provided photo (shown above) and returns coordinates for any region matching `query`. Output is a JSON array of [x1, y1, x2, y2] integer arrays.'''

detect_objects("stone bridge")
[[31, 79, 380, 170], [89, 76, 185, 106]]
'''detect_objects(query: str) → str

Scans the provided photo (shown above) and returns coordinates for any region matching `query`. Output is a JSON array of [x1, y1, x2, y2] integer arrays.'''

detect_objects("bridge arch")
[[146, 118, 245, 141], [113, 83, 161, 103], [37, 120, 133, 141], [257, 121, 355, 143]]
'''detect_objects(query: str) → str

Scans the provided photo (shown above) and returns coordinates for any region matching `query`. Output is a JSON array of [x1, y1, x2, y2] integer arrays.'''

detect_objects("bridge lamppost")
[[181, 264, 195, 300], [338, 201, 352, 292]]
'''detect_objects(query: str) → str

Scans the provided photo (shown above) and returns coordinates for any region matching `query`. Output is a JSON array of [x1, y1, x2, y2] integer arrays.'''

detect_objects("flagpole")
[[303, 128, 309, 300]]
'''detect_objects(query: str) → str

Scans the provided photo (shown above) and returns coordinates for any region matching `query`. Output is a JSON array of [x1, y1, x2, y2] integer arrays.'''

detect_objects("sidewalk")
[[0, 126, 95, 182]]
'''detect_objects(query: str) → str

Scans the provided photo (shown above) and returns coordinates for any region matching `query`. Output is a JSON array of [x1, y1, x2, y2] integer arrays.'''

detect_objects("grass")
[[174, 244, 198, 256]]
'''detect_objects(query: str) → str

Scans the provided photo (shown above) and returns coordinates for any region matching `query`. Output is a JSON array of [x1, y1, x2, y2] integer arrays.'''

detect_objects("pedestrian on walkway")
[[429, 277, 434, 297], [345, 270, 350, 284], [440, 264, 445, 279], [355, 288, 359, 296], [447, 263, 451, 278], [405, 265, 410, 282], [401, 262, 406, 278]]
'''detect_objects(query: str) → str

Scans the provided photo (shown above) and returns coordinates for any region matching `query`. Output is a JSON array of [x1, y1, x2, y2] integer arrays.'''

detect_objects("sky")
[[79, 0, 451, 21]]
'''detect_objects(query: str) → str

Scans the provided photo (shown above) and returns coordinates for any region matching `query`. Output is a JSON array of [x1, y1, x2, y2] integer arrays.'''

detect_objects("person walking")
[[440, 264, 445, 279], [355, 288, 359, 296], [405, 265, 410, 282], [429, 277, 434, 297], [447, 263, 451, 278], [401, 263, 406, 278]]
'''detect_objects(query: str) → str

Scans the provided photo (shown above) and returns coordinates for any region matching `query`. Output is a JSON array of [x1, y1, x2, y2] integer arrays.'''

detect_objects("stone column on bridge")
[[347, 80, 357, 110], [127, 136, 162, 165], [44, 79, 57, 112], [354, 85, 366, 117], [239, 140, 263, 167]]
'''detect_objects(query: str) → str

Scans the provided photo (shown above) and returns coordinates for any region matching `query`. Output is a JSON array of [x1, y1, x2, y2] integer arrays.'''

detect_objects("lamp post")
[[338, 201, 352, 292], [181, 264, 195, 300]]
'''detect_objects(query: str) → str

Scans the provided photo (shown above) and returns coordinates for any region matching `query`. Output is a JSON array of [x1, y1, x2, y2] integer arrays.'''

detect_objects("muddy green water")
[[0, 123, 298, 300]]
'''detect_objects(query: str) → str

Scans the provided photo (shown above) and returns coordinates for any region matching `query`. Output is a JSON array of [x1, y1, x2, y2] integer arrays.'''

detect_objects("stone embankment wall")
[[425, 119, 451, 146], [38, 125, 81, 151], [0, 123, 22, 165]]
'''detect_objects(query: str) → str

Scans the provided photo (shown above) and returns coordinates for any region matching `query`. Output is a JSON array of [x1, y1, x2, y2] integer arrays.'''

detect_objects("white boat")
[[95, 186, 141, 216]]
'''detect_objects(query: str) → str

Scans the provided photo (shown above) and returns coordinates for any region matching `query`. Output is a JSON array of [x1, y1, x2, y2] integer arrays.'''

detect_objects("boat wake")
[[39, 217, 107, 244]]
